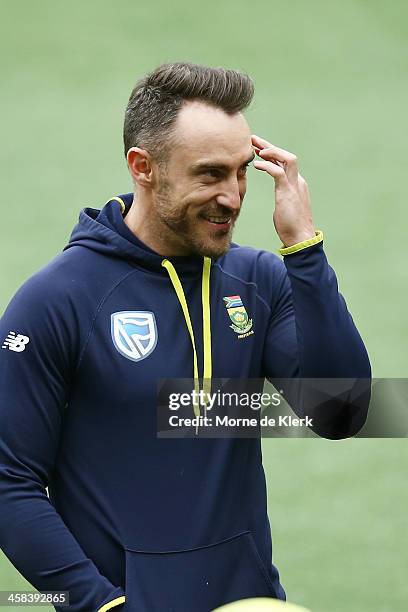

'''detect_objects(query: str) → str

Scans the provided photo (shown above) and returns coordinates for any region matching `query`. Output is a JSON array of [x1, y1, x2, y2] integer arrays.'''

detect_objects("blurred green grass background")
[[0, 1, 407, 610]]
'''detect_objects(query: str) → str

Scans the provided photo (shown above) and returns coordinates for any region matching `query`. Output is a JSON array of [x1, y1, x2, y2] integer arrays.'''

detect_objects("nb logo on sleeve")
[[2, 331, 30, 352]]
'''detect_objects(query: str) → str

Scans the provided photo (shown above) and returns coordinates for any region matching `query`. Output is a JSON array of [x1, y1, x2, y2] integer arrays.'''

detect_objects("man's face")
[[151, 101, 254, 258]]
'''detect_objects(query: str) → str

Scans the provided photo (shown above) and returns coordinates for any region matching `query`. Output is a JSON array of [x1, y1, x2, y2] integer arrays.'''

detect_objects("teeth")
[[207, 217, 230, 224]]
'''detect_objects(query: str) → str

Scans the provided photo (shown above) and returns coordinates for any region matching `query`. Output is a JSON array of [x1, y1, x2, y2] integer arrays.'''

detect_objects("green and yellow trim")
[[97, 595, 126, 612], [278, 230, 324, 256]]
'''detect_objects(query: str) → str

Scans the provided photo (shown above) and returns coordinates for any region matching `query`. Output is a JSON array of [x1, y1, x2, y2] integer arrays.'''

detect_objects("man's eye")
[[204, 169, 222, 179], [201, 164, 250, 180]]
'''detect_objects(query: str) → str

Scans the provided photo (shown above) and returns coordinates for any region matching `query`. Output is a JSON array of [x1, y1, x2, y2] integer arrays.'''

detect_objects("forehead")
[[170, 100, 252, 167]]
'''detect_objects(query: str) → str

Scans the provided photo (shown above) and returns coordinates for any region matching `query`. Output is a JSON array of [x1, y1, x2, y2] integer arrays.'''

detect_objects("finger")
[[253, 159, 287, 183], [253, 142, 284, 169], [252, 134, 296, 161], [251, 134, 273, 149], [252, 135, 299, 184], [252, 144, 262, 158], [252, 135, 289, 159]]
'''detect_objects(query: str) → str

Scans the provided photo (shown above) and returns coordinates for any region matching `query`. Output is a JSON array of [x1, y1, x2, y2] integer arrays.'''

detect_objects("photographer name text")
[[168, 415, 313, 428]]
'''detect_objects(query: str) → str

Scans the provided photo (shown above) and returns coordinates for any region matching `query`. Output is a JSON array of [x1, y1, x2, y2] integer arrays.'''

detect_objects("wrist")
[[280, 228, 316, 247], [278, 230, 323, 256]]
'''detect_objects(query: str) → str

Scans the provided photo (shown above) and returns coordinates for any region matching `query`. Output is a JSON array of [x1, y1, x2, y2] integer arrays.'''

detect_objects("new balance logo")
[[1, 331, 30, 352]]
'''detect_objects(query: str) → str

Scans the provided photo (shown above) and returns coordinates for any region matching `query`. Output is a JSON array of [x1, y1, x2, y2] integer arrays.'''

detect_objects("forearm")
[[283, 240, 371, 379], [281, 240, 371, 437]]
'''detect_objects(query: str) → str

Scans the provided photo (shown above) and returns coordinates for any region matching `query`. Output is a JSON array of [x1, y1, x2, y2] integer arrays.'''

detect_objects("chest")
[[73, 271, 270, 422]]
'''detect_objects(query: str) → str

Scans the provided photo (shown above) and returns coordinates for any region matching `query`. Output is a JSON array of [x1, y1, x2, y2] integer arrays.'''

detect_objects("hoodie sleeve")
[[0, 274, 125, 612], [262, 241, 371, 438]]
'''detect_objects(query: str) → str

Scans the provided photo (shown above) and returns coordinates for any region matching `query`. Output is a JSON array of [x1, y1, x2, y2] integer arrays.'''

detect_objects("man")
[[0, 62, 370, 611]]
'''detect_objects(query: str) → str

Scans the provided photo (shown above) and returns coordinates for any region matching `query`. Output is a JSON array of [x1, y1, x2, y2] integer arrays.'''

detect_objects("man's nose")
[[216, 180, 242, 212]]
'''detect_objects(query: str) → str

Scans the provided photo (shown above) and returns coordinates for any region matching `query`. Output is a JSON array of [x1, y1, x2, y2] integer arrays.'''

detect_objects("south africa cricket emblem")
[[223, 295, 253, 336]]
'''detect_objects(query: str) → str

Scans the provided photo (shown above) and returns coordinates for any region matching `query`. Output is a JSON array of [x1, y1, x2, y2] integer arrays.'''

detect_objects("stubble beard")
[[154, 174, 235, 259]]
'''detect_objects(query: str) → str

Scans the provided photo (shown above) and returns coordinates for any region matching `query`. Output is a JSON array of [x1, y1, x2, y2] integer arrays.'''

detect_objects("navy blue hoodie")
[[0, 194, 371, 611]]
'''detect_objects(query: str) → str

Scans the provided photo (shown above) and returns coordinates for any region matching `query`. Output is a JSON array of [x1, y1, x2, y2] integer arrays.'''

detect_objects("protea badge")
[[111, 311, 157, 362], [223, 295, 253, 335]]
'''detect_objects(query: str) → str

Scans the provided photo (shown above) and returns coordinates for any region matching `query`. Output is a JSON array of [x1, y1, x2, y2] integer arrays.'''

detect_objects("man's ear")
[[127, 147, 155, 188]]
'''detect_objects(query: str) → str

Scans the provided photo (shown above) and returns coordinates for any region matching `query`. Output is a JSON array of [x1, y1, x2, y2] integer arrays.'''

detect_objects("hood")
[[65, 193, 205, 275]]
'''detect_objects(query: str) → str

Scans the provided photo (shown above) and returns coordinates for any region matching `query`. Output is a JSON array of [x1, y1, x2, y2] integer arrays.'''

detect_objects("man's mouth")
[[204, 215, 232, 225], [200, 215, 233, 233]]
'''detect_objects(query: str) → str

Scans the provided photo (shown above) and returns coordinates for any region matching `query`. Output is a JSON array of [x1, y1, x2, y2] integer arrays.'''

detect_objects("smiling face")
[[150, 101, 254, 258]]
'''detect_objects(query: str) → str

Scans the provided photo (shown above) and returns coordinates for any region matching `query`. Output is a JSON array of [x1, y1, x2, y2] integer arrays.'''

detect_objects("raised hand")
[[252, 134, 316, 247]]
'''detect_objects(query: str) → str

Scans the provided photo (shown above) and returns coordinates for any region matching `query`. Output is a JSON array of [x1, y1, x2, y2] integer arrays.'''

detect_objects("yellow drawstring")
[[201, 257, 212, 399], [161, 257, 212, 423]]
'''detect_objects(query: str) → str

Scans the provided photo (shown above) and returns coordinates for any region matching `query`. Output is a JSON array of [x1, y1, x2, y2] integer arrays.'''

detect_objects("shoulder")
[[1, 247, 134, 367], [213, 243, 290, 313], [215, 243, 288, 288], [1, 247, 132, 353], [8, 246, 131, 314]]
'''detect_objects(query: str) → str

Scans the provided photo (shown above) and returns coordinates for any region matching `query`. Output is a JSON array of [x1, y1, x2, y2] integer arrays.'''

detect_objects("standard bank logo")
[[2, 331, 30, 352], [111, 311, 157, 362]]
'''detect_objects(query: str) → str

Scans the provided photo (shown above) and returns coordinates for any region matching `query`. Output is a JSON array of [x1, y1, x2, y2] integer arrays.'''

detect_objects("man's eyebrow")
[[190, 152, 255, 173]]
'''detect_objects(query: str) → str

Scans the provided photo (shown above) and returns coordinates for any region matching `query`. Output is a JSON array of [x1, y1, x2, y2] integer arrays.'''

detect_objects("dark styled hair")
[[123, 62, 254, 162]]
